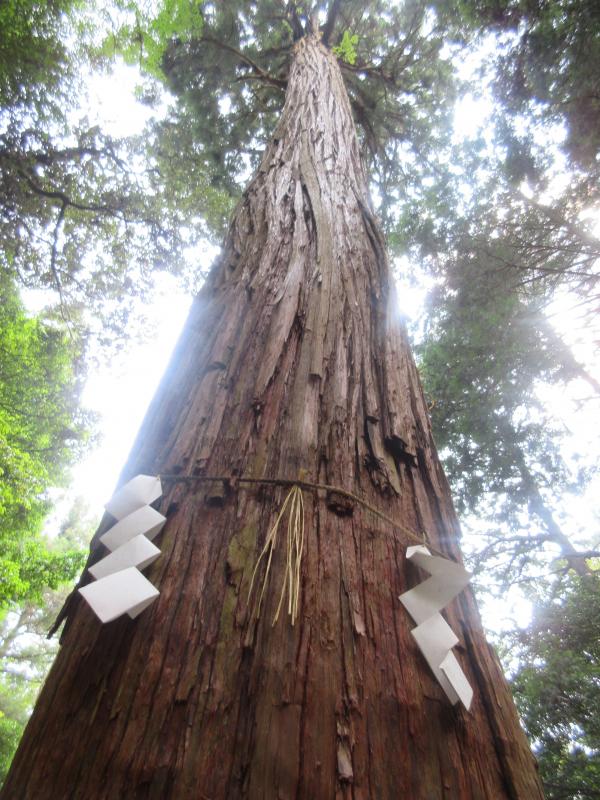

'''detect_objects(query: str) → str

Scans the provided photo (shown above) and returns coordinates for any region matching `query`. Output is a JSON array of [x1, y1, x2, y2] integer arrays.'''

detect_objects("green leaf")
[[333, 30, 359, 65]]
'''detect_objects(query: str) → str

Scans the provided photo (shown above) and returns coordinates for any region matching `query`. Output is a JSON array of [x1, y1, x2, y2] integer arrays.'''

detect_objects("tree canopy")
[[0, 274, 88, 608], [146, 1, 458, 228], [509, 573, 600, 799], [0, 499, 94, 783], [0, 0, 224, 347], [418, 233, 597, 586]]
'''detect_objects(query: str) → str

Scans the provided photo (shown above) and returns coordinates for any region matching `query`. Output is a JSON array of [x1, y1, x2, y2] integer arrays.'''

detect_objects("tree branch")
[[202, 35, 287, 90], [286, 2, 306, 41], [19, 169, 119, 215], [521, 193, 600, 253], [321, 0, 342, 46], [49, 201, 73, 332]]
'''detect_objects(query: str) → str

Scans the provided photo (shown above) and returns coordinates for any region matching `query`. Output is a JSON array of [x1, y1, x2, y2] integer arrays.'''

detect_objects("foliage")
[[0, 596, 60, 784], [153, 0, 457, 224], [0, 590, 72, 783], [100, 0, 204, 78], [0, 0, 75, 109], [417, 239, 596, 586], [332, 30, 359, 65], [429, 0, 600, 315], [0, 500, 94, 783], [0, 0, 221, 347], [450, 0, 600, 178], [0, 275, 89, 608], [509, 574, 600, 799]]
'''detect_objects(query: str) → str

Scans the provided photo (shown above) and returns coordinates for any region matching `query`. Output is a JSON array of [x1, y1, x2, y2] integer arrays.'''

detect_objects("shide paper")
[[399, 545, 473, 710], [100, 505, 166, 551], [88, 534, 161, 581], [79, 475, 164, 623], [79, 567, 159, 623], [104, 474, 162, 520]]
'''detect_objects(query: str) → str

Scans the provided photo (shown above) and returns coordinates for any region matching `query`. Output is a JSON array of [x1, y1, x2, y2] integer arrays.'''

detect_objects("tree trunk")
[[2, 35, 544, 799]]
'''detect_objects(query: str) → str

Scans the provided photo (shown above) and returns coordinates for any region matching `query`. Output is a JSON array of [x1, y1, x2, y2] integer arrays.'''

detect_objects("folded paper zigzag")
[[399, 545, 473, 711], [79, 475, 165, 623]]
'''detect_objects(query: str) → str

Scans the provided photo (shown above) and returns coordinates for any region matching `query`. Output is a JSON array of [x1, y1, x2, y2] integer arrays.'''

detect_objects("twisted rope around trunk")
[[159, 473, 455, 561]]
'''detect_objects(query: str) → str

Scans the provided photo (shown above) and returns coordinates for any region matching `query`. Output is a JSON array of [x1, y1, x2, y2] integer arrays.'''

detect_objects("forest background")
[[0, 1, 598, 797]]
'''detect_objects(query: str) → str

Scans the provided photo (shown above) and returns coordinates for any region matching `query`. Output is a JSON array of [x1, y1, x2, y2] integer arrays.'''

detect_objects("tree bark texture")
[[3, 35, 544, 799]]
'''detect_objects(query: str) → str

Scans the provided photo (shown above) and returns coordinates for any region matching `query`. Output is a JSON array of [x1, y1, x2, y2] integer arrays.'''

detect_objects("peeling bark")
[[2, 35, 544, 799]]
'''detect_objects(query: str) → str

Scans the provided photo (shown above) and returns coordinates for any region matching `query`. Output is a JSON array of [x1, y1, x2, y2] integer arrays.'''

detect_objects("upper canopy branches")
[[160, 1, 456, 218]]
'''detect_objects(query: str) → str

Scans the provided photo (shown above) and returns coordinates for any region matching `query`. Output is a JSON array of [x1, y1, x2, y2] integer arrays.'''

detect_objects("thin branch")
[[286, 2, 306, 41], [49, 201, 73, 334], [567, 549, 600, 560], [321, 0, 342, 46], [521, 193, 600, 253], [202, 35, 287, 90], [19, 170, 119, 216]]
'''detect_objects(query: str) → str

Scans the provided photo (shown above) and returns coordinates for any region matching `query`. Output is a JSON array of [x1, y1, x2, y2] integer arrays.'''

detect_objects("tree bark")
[[2, 35, 544, 799]]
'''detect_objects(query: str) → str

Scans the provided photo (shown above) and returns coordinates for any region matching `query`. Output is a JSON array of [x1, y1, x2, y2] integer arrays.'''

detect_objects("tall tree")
[[418, 250, 597, 586], [449, 0, 600, 181], [430, 0, 600, 316], [509, 573, 600, 800], [0, 498, 94, 781], [0, 0, 222, 346], [2, 5, 543, 797], [0, 274, 88, 610]]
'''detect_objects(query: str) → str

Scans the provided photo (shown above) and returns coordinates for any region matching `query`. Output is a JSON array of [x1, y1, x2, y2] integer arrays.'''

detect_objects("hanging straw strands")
[[246, 485, 305, 625]]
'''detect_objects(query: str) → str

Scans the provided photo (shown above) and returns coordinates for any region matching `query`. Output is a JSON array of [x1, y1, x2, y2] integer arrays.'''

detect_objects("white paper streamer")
[[100, 505, 166, 552], [79, 475, 164, 623], [399, 545, 473, 710], [79, 567, 159, 622], [104, 475, 162, 520], [88, 535, 160, 581]]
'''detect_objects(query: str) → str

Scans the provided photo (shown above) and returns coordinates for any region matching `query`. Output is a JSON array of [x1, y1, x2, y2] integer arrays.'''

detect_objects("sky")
[[27, 52, 599, 637]]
